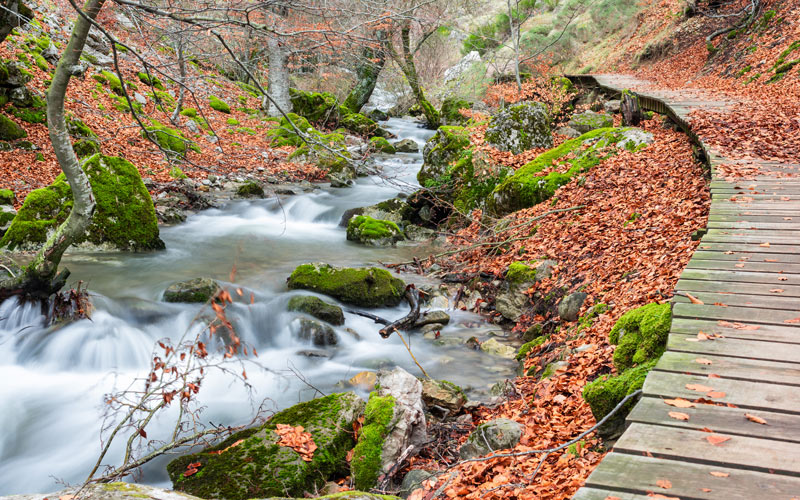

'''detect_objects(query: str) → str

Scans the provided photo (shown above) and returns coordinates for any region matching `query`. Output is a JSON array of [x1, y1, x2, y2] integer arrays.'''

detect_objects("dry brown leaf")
[[709, 471, 730, 478], [770, 288, 785, 293], [656, 479, 672, 489], [686, 383, 714, 392], [686, 292, 704, 304], [784, 316, 800, 324], [706, 434, 731, 446], [695, 358, 714, 365], [759, 242, 771, 247], [745, 413, 768, 425], [706, 391, 726, 399], [668, 411, 690, 421], [665, 398, 696, 408]]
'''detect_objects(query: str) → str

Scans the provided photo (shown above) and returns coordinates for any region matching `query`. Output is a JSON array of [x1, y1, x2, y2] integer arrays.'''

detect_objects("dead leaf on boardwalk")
[[686, 384, 714, 392], [784, 316, 800, 324], [604, 497, 621, 500], [695, 358, 714, 365], [647, 494, 680, 500], [668, 411, 690, 421], [686, 292, 704, 304], [656, 479, 672, 489], [759, 242, 771, 247], [706, 391, 726, 399], [706, 434, 731, 446], [745, 413, 768, 425], [770, 288, 785, 293], [779, 277, 789, 281], [718, 320, 759, 330], [665, 398, 695, 408], [709, 471, 730, 478]]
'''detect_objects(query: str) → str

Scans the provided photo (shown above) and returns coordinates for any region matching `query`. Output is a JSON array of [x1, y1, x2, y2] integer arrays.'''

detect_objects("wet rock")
[[296, 349, 331, 358], [485, 101, 552, 154], [414, 310, 451, 328], [235, 180, 265, 198], [394, 138, 419, 153], [404, 224, 436, 241], [346, 215, 404, 247], [421, 379, 466, 412], [421, 324, 445, 335], [480, 338, 517, 359], [428, 295, 449, 310], [459, 418, 523, 459], [348, 371, 377, 390], [163, 277, 220, 303], [558, 292, 588, 322], [295, 318, 339, 347], [433, 336, 463, 347], [340, 198, 412, 227], [287, 295, 345, 326], [287, 263, 405, 308], [399, 469, 434, 498]]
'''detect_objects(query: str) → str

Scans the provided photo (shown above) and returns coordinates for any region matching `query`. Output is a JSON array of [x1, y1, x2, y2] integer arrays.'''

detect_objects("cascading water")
[[0, 119, 515, 494]]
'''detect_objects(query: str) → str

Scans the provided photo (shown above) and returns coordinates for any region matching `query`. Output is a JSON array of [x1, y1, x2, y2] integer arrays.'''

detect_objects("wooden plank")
[[672, 290, 800, 311], [691, 251, 800, 264], [701, 234, 800, 245], [677, 278, 800, 298], [668, 334, 800, 364], [694, 242, 800, 254], [679, 268, 800, 285], [655, 350, 800, 385], [705, 228, 800, 240], [582, 453, 800, 499], [708, 221, 800, 230], [572, 487, 652, 500], [614, 423, 800, 475], [686, 259, 800, 274], [628, 397, 800, 443], [642, 371, 800, 413], [709, 215, 800, 223], [673, 302, 800, 326], [672, 317, 800, 343]]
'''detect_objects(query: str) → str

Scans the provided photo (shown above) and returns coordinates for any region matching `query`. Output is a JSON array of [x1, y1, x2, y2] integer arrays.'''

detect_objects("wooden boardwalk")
[[568, 75, 800, 500]]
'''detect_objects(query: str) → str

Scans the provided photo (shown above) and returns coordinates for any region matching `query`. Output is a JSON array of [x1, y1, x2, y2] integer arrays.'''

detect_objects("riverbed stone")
[[479, 338, 517, 359], [287, 295, 345, 325], [163, 277, 221, 303], [399, 469, 434, 498], [421, 379, 466, 412], [484, 101, 552, 154], [340, 198, 413, 227], [168, 391, 365, 500], [459, 418, 523, 459], [394, 138, 419, 153], [0, 154, 165, 252], [287, 263, 405, 308], [558, 292, 588, 322], [417, 126, 470, 185], [404, 224, 436, 241], [295, 318, 339, 347], [568, 110, 613, 133], [414, 310, 451, 328], [346, 215, 404, 247]]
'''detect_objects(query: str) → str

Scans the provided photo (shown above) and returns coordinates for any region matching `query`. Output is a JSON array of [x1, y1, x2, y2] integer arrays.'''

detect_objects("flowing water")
[[0, 119, 516, 494]]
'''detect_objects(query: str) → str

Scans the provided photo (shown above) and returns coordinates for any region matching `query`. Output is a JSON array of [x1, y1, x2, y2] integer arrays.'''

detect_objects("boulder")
[[582, 360, 653, 440], [440, 97, 471, 126], [399, 469, 434, 498], [294, 318, 339, 347], [484, 101, 552, 154], [235, 181, 264, 198], [404, 224, 436, 241], [616, 128, 654, 150], [480, 338, 517, 359], [163, 278, 220, 303], [368, 108, 389, 122], [287, 263, 405, 308], [370, 136, 396, 154], [555, 126, 581, 138], [603, 100, 622, 113], [558, 292, 588, 322], [421, 379, 466, 412], [169, 392, 365, 499], [414, 310, 451, 328], [393, 138, 419, 153], [568, 110, 614, 134], [443, 50, 481, 83], [495, 260, 555, 320], [0, 203, 15, 237], [340, 198, 412, 227], [346, 215, 404, 247], [0, 189, 14, 205], [287, 295, 345, 325], [0, 115, 27, 141], [459, 418, 523, 459], [417, 126, 470, 185], [1, 154, 165, 252], [351, 367, 427, 490]]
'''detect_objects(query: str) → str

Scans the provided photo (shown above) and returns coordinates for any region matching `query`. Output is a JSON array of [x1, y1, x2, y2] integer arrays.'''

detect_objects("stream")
[[0, 118, 517, 494]]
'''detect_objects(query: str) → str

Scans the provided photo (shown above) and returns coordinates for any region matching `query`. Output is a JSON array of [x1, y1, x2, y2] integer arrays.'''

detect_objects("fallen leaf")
[[770, 288, 785, 293], [686, 292, 704, 304], [706, 434, 731, 445], [686, 383, 714, 392], [665, 398, 696, 408], [745, 413, 768, 425], [668, 411, 690, 421], [656, 479, 672, 489], [647, 494, 680, 500], [708, 373, 720, 378], [695, 358, 713, 365], [603, 497, 621, 500], [784, 317, 800, 324], [759, 242, 771, 247], [709, 471, 730, 477], [706, 391, 726, 399], [779, 277, 788, 281]]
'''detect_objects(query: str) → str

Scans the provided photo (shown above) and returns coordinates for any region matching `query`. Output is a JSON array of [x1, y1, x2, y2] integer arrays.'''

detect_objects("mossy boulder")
[[339, 111, 381, 137], [168, 392, 365, 500], [488, 127, 649, 217], [346, 216, 404, 247], [286, 130, 352, 181], [0, 114, 27, 140], [417, 126, 470, 185], [288, 88, 383, 137], [73, 138, 100, 158], [209, 95, 231, 113], [370, 136, 396, 154], [440, 97, 471, 126], [610, 302, 672, 372], [295, 318, 339, 347], [288, 295, 345, 326], [136, 71, 165, 90], [1, 154, 165, 252], [351, 393, 396, 490], [235, 181, 264, 198], [163, 278, 221, 303], [66, 116, 97, 139], [287, 263, 405, 308], [267, 113, 315, 147], [568, 110, 614, 134], [484, 101, 552, 154], [144, 120, 200, 156], [340, 198, 413, 227], [0, 189, 14, 205]]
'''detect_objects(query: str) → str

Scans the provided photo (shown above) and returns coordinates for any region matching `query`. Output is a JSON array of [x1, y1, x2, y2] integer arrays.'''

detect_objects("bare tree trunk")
[[0, 0, 31, 45], [507, 0, 522, 92], [343, 31, 386, 113], [171, 36, 186, 125], [1, 0, 103, 298], [266, 34, 291, 117], [395, 23, 439, 128]]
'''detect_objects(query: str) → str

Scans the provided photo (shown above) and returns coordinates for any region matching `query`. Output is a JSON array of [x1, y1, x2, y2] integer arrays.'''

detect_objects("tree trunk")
[[398, 24, 439, 128], [343, 32, 386, 113], [170, 36, 186, 126], [0, 0, 31, 46], [1, 0, 103, 298], [621, 90, 642, 126], [265, 35, 291, 117]]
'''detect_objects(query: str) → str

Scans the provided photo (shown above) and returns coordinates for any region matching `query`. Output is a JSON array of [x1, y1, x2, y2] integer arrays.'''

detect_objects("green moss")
[[447, 151, 510, 213], [440, 97, 471, 125], [0, 189, 14, 205], [143, 120, 200, 156], [287, 295, 345, 326], [417, 126, 470, 185], [236, 181, 264, 197], [0, 115, 27, 140], [235, 81, 261, 98], [287, 263, 405, 308], [370, 136, 395, 154], [506, 261, 539, 284], [347, 215, 403, 243], [33, 53, 49, 72], [516, 335, 548, 361], [180, 107, 197, 118], [9, 106, 45, 124], [169, 166, 187, 179], [609, 303, 672, 372], [267, 113, 314, 147], [73, 138, 100, 157], [351, 393, 395, 490], [209, 95, 231, 113], [66, 116, 97, 139], [235, 127, 256, 135], [226, 117, 240, 126], [582, 359, 655, 435], [136, 71, 165, 90], [289, 88, 343, 124], [1, 155, 163, 251]]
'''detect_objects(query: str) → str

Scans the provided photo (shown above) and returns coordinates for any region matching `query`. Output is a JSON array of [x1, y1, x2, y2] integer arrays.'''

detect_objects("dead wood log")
[[379, 285, 421, 338]]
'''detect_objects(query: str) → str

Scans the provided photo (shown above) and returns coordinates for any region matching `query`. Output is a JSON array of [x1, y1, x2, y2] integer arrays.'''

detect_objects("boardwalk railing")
[[566, 74, 800, 500]]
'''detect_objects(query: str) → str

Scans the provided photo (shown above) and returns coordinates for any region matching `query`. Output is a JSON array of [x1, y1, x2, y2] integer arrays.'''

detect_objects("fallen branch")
[[346, 309, 390, 325], [379, 285, 421, 338]]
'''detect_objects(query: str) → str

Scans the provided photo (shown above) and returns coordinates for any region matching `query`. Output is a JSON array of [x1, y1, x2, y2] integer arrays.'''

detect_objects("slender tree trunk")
[[343, 31, 386, 113], [171, 36, 186, 125], [508, 0, 522, 92], [7, 0, 104, 296], [266, 35, 291, 117], [397, 23, 439, 128]]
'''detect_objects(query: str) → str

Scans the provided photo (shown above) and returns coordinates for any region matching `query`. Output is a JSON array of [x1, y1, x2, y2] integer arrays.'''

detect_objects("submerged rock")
[[480, 338, 517, 359], [484, 101, 552, 154], [287, 263, 405, 308], [459, 418, 523, 459], [287, 295, 345, 325], [394, 138, 419, 153], [168, 392, 365, 499], [295, 318, 339, 347], [163, 278, 221, 303]]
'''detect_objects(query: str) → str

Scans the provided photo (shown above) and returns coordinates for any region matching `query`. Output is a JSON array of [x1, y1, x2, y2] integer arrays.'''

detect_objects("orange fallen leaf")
[[702, 488, 712, 492], [604, 497, 621, 500], [647, 494, 680, 500], [706, 391, 726, 399], [686, 383, 714, 392], [745, 413, 768, 425], [706, 434, 731, 446], [759, 242, 771, 247], [779, 277, 788, 281], [708, 373, 720, 378], [656, 479, 672, 489], [770, 288, 785, 293], [709, 471, 730, 477], [665, 398, 695, 408], [668, 411, 690, 421], [784, 317, 800, 324], [695, 358, 713, 365], [686, 292, 704, 304]]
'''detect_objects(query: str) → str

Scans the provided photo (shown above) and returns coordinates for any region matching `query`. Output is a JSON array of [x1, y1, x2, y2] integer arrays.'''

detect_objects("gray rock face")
[[9, 86, 33, 107], [394, 138, 420, 153], [558, 292, 588, 322], [185, 119, 200, 134], [567, 110, 613, 134], [374, 367, 428, 476], [495, 285, 528, 321], [399, 469, 434, 498], [0, 483, 204, 500], [616, 128, 654, 150], [459, 418, 523, 459], [604, 99, 622, 113], [404, 224, 436, 241], [444, 50, 481, 83], [163, 277, 220, 303], [295, 318, 339, 347], [287, 295, 345, 325], [0, 205, 16, 237], [484, 101, 552, 154], [555, 126, 581, 138]]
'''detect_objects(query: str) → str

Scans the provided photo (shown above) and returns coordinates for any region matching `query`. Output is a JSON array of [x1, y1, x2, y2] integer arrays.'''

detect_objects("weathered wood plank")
[[614, 423, 800, 475], [642, 371, 800, 413], [701, 234, 800, 245], [672, 317, 800, 343], [572, 487, 652, 500], [679, 268, 800, 285], [708, 222, 800, 230], [673, 302, 800, 326], [677, 278, 800, 297], [686, 259, 800, 274], [582, 453, 800, 499], [672, 290, 800, 311], [694, 242, 800, 254], [655, 350, 800, 385], [668, 334, 800, 364], [691, 251, 800, 264]]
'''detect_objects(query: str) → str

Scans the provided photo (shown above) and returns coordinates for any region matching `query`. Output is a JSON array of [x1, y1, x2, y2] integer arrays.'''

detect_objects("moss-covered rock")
[[168, 392, 365, 500], [488, 127, 649, 217], [180, 107, 197, 118], [0, 189, 14, 205], [287, 263, 405, 308], [235, 181, 264, 198], [568, 110, 614, 134], [208, 95, 231, 113], [339, 112, 381, 137], [288, 295, 345, 326], [351, 393, 396, 490], [484, 101, 552, 154], [137, 71, 165, 90], [267, 113, 315, 148], [0, 115, 27, 140], [66, 115, 97, 139], [440, 97, 471, 126], [346, 216, 404, 247], [610, 302, 672, 372], [1, 154, 164, 252], [163, 278, 221, 303], [288, 88, 383, 137], [417, 126, 470, 185], [73, 138, 100, 158], [144, 120, 200, 156], [516, 335, 548, 361], [370, 136, 396, 154], [285, 129, 352, 181]]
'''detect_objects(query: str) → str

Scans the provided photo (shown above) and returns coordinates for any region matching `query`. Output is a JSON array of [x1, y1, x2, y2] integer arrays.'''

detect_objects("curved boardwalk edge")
[[566, 75, 800, 499]]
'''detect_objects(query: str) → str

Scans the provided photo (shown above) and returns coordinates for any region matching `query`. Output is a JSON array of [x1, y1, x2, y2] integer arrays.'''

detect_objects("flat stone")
[[480, 338, 517, 359], [415, 310, 451, 328], [459, 418, 523, 459], [163, 277, 220, 303]]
